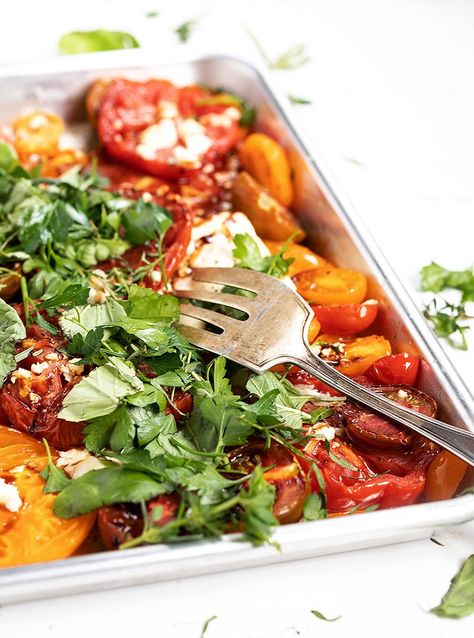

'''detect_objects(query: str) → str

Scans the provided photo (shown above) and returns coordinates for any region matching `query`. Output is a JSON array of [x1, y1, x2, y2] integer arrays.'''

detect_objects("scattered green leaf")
[[58, 30, 140, 55], [430, 555, 474, 619]]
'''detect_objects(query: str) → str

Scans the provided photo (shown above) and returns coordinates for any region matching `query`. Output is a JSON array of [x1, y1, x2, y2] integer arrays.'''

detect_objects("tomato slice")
[[229, 440, 309, 524], [0, 426, 95, 568], [311, 300, 378, 336], [97, 79, 242, 179], [302, 438, 426, 513], [366, 353, 420, 386], [97, 504, 143, 551], [293, 267, 367, 305], [336, 384, 437, 451]]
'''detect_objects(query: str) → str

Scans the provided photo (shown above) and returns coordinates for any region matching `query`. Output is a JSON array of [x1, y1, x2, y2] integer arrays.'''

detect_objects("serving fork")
[[176, 267, 474, 467]]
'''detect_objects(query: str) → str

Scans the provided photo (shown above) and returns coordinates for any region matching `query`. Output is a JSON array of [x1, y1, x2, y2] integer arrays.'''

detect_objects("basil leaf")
[[0, 298, 26, 387], [58, 30, 140, 55], [58, 364, 143, 422], [53, 467, 167, 518], [59, 299, 126, 338], [430, 555, 474, 619]]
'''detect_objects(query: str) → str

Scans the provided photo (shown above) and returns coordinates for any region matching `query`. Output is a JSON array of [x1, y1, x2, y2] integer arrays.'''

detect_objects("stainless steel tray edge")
[[0, 52, 472, 604]]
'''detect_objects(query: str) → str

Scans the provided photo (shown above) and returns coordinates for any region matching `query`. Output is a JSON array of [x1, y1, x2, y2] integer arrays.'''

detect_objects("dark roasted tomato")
[[285, 367, 343, 398], [228, 440, 309, 524], [97, 79, 242, 179], [98, 504, 144, 551], [333, 384, 436, 451], [311, 300, 378, 336], [0, 336, 86, 449], [366, 353, 420, 386], [302, 438, 426, 513]]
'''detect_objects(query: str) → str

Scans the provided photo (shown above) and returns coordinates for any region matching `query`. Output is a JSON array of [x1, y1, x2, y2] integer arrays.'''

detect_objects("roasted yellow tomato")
[[12, 111, 64, 158], [293, 266, 368, 305], [232, 171, 305, 242], [265, 240, 333, 277], [316, 334, 392, 376], [0, 426, 95, 568], [41, 149, 89, 178], [239, 133, 294, 207]]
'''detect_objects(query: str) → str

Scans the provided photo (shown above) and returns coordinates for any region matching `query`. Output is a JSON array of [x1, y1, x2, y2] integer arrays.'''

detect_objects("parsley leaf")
[[423, 299, 470, 351], [39, 439, 71, 494], [303, 492, 326, 521], [38, 282, 90, 315], [66, 326, 105, 363], [288, 94, 312, 105], [59, 30, 140, 55], [121, 200, 171, 245], [200, 615, 218, 638], [430, 555, 474, 619], [232, 233, 293, 278], [240, 466, 278, 545], [246, 29, 309, 71], [421, 262, 474, 302], [175, 19, 198, 43]]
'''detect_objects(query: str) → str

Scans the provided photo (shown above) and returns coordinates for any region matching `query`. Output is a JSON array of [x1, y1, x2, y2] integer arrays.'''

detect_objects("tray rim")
[[0, 50, 472, 601]]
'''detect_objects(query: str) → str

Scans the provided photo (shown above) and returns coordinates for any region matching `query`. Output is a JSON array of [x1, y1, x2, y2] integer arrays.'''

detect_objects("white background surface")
[[0, 1, 473, 636]]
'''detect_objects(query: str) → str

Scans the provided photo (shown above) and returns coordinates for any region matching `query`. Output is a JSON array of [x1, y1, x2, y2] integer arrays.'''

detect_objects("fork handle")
[[293, 348, 474, 467]]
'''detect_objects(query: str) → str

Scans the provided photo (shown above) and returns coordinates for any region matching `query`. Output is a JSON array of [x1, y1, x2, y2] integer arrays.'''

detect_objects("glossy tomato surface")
[[312, 300, 378, 336], [366, 353, 420, 386]]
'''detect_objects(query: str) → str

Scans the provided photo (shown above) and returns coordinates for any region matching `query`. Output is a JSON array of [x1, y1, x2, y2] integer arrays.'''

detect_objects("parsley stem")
[[20, 276, 31, 327]]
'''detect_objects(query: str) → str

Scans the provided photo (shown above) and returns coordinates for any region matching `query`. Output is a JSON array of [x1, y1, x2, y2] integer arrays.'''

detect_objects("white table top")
[[0, 1, 473, 635]]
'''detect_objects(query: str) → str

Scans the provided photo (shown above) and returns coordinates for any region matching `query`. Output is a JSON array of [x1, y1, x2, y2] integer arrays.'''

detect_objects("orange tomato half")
[[12, 111, 64, 158], [265, 240, 333, 277], [239, 133, 294, 207], [0, 426, 95, 568], [317, 334, 392, 376], [424, 451, 468, 502], [293, 267, 367, 305]]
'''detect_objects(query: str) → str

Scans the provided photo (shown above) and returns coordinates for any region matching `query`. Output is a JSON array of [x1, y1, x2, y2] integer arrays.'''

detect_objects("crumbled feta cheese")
[[178, 118, 205, 138], [308, 424, 336, 441], [0, 478, 22, 512], [29, 113, 48, 130], [60, 362, 84, 383], [31, 361, 50, 375], [137, 119, 178, 158], [172, 144, 201, 168], [57, 448, 104, 479], [45, 352, 60, 361], [398, 389, 408, 398], [158, 101, 179, 119], [12, 368, 32, 380], [185, 133, 212, 157], [29, 392, 41, 405]]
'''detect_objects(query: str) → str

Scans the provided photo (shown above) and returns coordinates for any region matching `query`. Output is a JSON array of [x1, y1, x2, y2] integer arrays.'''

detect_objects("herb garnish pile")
[[0, 142, 340, 547]]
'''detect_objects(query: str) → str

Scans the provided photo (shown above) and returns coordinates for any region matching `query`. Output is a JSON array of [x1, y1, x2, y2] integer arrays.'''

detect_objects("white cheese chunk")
[[137, 119, 178, 159], [57, 448, 105, 480], [0, 477, 22, 512]]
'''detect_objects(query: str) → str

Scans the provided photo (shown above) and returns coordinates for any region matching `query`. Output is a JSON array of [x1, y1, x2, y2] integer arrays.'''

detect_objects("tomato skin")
[[316, 334, 392, 377], [302, 438, 425, 513], [293, 267, 367, 305], [229, 440, 309, 524], [312, 300, 378, 336], [286, 367, 344, 397], [424, 451, 468, 501], [366, 354, 420, 386], [98, 504, 143, 551], [164, 390, 194, 422]]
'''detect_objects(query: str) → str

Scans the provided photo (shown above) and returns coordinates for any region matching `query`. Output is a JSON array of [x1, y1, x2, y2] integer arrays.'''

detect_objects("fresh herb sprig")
[[246, 28, 310, 71]]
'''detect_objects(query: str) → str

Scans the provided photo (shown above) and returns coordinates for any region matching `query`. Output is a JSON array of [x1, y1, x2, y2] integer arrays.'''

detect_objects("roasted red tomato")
[[302, 438, 426, 513], [285, 367, 343, 398], [164, 390, 194, 422], [148, 493, 180, 526], [98, 504, 144, 551], [366, 353, 420, 386], [311, 300, 378, 336], [97, 79, 242, 179], [0, 336, 86, 449], [229, 440, 309, 524], [334, 384, 436, 450]]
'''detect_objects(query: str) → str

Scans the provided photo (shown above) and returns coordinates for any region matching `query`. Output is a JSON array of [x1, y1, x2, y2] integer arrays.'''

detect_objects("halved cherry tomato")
[[232, 171, 305, 242], [336, 385, 436, 451], [286, 367, 343, 397], [12, 111, 64, 158], [293, 267, 367, 305], [265, 241, 333, 277], [0, 271, 21, 301], [0, 426, 95, 567], [165, 390, 194, 421], [239, 133, 294, 207], [424, 451, 468, 501], [366, 353, 420, 386], [97, 79, 242, 179], [302, 438, 425, 513], [316, 334, 392, 376], [311, 300, 378, 336], [229, 440, 309, 524]]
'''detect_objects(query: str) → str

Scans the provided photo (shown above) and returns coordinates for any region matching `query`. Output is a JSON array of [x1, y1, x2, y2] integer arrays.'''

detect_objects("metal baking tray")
[[0, 51, 472, 605]]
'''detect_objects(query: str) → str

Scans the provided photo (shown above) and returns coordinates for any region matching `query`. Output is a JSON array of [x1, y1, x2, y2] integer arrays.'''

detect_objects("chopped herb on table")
[[311, 609, 342, 622], [288, 94, 312, 105], [430, 555, 474, 619], [246, 29, 310, 70], [175, 19, 199, 44]]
